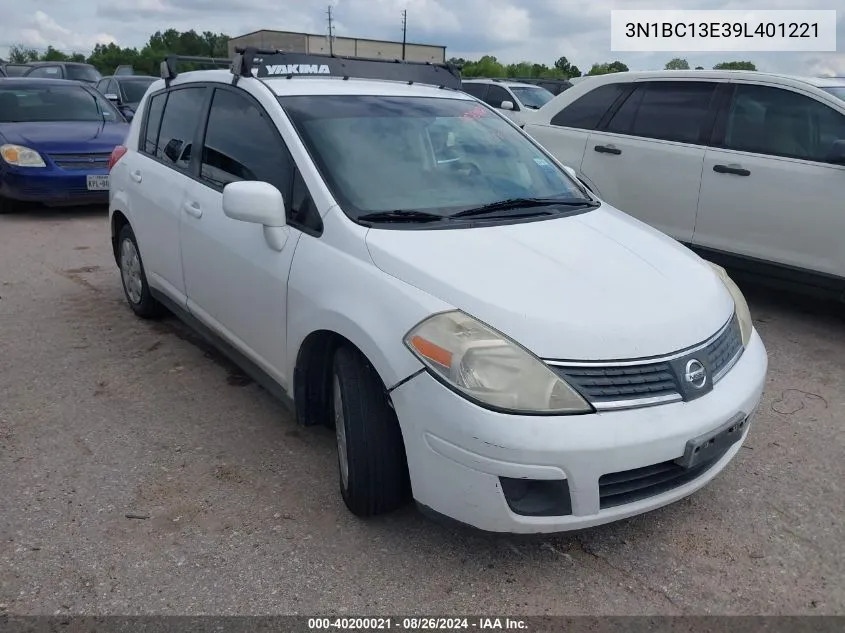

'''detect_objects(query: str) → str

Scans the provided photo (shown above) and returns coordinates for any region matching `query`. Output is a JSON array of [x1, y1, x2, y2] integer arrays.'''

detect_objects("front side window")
[[510, 86, 554, 109], [822, 86, 845, 102], [280, 95, 589, 219], [66, 65, 102, 83], [155, 87, 206, 169], [200, 88, 293, 193], [723, 84, 845, 162], [120, 79, 156, 103], [0, 84, 121, 123], [606, 81, 717, 144], [483, 85, 517, 110]]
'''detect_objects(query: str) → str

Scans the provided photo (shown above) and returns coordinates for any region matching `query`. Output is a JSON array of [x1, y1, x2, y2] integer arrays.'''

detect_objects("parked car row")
[[460, 78, 557, 125], [521, 70, 845, 302]]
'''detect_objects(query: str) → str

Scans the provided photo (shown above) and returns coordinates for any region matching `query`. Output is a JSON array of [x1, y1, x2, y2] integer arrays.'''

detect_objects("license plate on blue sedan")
[[86, 175, 110, 191]]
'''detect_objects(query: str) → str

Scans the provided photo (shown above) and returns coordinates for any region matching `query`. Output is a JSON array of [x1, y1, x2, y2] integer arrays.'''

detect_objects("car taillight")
[[108, 145, 127, 171]]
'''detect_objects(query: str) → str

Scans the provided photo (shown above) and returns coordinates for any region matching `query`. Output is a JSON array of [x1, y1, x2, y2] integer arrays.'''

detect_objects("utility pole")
[[327, 5, 334, 55], [401, 9, 407, 60]]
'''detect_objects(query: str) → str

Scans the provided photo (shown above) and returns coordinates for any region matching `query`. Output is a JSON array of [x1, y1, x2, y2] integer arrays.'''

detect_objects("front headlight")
[[404, 310, 592, 415], [0, 144, 46, 167], [708, 262, 753, 347]]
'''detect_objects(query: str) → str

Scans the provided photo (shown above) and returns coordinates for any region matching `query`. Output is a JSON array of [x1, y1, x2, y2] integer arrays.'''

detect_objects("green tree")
[[8, 44, 40, 63], [665, 57, 689, 70], [460, 55, 507, 78], [713, 60, 756, 70], [586, 60, 629, 75], [41, 46, 70, 62], [553, 56, 581, 79]]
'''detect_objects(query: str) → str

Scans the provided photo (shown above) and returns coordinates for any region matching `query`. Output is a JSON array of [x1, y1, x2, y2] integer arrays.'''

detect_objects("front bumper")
[[390, 329, 768, 533], [1, 167, 109, 206]]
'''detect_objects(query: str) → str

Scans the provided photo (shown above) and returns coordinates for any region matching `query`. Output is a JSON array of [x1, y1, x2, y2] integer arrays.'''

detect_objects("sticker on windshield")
[[461, 104, 488, 119], [533, 157, 551, 166]]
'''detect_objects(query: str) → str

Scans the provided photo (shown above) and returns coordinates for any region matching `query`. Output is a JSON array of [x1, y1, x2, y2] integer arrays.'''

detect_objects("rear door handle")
[[130, 170, 142, 183], [594, 144, 622, 155], [183, 201, 202, 218], [713, 164, 750, 176]]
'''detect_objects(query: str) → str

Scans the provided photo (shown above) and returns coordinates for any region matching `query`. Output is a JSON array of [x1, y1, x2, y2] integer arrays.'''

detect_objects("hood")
[[0, 121, 129, 155], [365, 206, 735, 361]]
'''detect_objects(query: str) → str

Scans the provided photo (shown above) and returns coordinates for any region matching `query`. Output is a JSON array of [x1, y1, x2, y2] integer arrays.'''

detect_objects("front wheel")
[[118, 223, 165, 319], [331, 345, 410, 516]]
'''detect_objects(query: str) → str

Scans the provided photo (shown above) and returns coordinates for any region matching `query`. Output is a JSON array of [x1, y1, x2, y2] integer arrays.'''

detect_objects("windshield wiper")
[[451, 197, 598, 218], [357, 210, 446, 224]]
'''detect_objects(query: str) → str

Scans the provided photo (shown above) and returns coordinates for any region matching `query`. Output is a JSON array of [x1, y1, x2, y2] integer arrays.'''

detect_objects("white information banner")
[[610, 10, 837, 52]]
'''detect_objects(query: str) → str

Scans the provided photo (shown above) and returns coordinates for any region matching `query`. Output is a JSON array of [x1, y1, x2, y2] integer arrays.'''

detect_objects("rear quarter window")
[[550, 83, 627, 130]]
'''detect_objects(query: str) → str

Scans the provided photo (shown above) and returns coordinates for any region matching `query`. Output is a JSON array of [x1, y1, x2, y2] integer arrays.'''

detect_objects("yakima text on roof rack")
[[159, 47, 463, 90]]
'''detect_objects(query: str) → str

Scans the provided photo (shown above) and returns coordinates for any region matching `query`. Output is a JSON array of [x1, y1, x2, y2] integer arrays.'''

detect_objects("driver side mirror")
[[223, 180, 288, 251], [825, 139, 845, 165], [223, 181, 286, 227], [500, 100, 515, 111]]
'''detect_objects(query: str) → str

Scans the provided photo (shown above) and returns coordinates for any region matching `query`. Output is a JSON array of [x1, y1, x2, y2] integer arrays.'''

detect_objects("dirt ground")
[[1, 206, 843, 615]]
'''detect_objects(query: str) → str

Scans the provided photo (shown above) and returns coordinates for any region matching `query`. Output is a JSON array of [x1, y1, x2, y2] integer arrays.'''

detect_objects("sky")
[[2, 0, 844, 76]]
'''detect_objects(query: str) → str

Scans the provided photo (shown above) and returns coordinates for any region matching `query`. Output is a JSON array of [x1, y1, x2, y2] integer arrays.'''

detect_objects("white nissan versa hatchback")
[[107, 50, 768, 533]]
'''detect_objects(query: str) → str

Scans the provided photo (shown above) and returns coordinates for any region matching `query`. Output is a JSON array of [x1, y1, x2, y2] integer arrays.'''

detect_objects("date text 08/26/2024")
[[307, 618, 528, 631]]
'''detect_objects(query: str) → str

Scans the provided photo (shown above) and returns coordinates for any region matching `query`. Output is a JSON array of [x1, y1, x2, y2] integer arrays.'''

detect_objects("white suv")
[[107, 51, 767, 533], [523, 71, 845, 301], [461, 78, 554, 124]]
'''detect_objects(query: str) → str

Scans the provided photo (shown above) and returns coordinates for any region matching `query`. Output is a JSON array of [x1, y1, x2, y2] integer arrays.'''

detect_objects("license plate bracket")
[[86, 175, 110, 191], [674, 413, 749, 470]]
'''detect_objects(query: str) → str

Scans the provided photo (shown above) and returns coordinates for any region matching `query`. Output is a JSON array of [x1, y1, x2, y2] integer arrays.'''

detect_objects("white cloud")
[[1, 0, 843, 77]]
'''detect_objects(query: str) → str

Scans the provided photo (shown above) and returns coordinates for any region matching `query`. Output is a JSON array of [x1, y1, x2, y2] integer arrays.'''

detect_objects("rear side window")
[[462, 83, 488, 100], [550, 83, 626, 129], [605, 81, 717, 144], [142, 92, 167, 155], [155, 87, 206, 169], [27, 66, 63, 78], [200, 88, 293, 194]]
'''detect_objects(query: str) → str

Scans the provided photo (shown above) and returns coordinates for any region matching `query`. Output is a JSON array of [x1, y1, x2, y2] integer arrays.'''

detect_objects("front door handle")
[[183, 201, 202, 218], [713, 164, 750, 176], [130, 170, 142, 183], [594, 144, 622, 155]]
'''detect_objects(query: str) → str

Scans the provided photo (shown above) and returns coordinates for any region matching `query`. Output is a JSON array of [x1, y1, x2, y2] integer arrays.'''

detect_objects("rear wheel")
[[118, 223, 165, 319], [331, 345, 409, 516]]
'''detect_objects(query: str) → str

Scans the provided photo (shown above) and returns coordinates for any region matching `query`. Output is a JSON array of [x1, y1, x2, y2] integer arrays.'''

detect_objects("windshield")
[[822, 86, 845, 101], [120, 78, 155, 103], [510, 86, 555, 109], [0, 85, 122, 123], [66, 65, 102, 83], [279, 95, 588, 219]]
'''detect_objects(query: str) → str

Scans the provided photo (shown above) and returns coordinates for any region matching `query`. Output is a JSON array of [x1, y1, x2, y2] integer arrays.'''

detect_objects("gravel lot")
[[1, 206, 843, 616]]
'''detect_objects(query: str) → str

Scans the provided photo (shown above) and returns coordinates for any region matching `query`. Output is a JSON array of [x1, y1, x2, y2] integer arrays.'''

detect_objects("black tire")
[[0, 196, 16, 214], [331, 345, 410, 516], [117, 223, 165, 319]]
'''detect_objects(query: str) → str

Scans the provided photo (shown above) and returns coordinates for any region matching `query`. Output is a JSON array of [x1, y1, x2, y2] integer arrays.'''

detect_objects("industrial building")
[[227, 30, 446, 64]]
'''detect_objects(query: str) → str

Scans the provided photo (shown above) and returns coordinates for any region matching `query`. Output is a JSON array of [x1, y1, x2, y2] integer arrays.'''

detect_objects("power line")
[[401, 9, 407, 60]]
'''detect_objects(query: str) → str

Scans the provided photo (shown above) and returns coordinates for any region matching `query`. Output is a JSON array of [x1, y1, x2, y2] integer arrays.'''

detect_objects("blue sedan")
[[0, 77, 130, 213]]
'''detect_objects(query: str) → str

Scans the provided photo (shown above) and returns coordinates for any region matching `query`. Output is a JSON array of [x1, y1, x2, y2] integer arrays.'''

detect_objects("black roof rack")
[[160, 47, 462, 90]]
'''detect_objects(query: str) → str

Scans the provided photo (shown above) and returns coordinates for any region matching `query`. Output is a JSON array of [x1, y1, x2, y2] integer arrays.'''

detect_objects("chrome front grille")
[[547, 315, 744, 411], [49, 152, 111, 170]]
